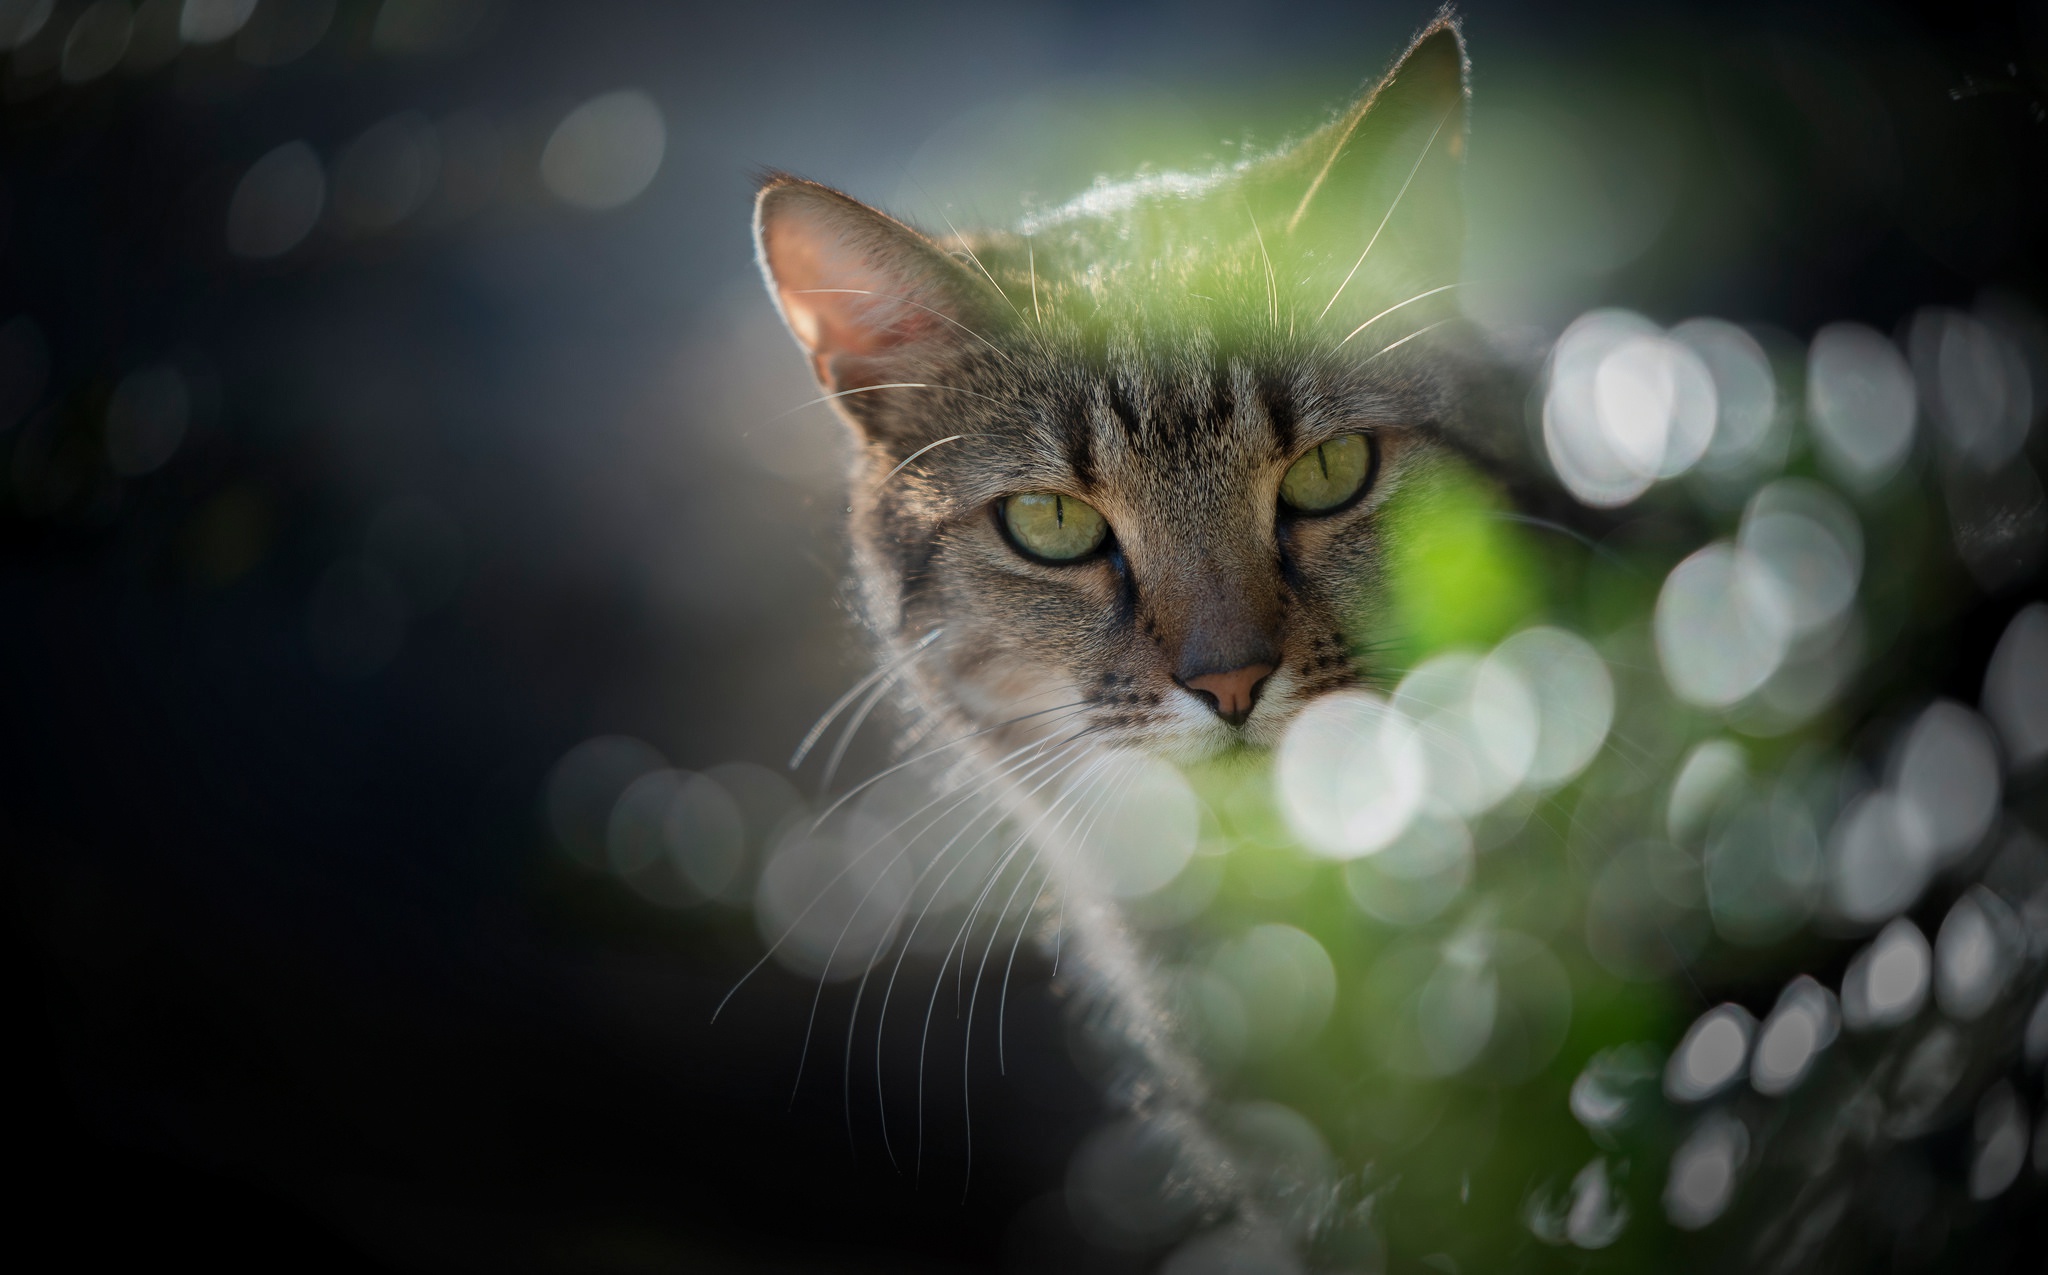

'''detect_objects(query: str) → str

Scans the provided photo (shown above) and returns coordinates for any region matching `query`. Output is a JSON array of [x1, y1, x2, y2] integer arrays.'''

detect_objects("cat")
[[748, 14, 2047, 1272]]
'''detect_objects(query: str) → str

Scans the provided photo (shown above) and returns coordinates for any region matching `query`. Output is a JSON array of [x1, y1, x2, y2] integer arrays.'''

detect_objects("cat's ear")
[[754, 176, 1005, 404], [1250, 17, 1468, 325]]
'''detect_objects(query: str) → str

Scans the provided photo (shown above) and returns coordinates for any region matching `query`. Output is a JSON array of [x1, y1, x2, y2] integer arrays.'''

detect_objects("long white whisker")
[[819, 673, 898, 798], [990, 760, 1128, 1078], [786, 728, 1084, 1115], [881, 434, 967, 487], [1246, 200, 1277, 332], [1490, 511, 1630, 566], [924, 749, 1113, 1187], [953, 755, 1112, 1025], [807, 696, 1086, 836], [1334, 282, 1466, 350], [958, 752, 1130, 1194], [709, 701, 1090, 1025], [839, 749, 1053, 1155], [790, 630, 943, 771], [791, 287, 1016, 367], [1050, 896, 1064, 979], [955, 849, 1039, 1198], [932, 211, 1027, 327], [1070, 757, 1143, 902], [869, 729, 1102, 1167], [974, 749, 1122, 1047], [1047, 751, 1146, 985], [771, 381, 1007, 421], [1316, 104, 1456, 322], [996, 873, 1052, 1076], [1027, 238, 1041, 329], [1362, 318, 1452, 363]]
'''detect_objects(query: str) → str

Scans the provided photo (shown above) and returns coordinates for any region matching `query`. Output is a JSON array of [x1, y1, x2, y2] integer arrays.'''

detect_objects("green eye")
[[1279, 433, 1374, 513], [1002, 492, 1108, 562]]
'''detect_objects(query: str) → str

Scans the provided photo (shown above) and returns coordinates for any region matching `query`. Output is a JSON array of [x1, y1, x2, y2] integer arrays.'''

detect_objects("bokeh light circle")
[[1276, 691, 1426, 858]]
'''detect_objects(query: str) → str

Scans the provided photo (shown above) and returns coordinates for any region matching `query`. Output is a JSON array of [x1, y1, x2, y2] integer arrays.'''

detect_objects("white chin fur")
[[1140, 673, 1306, 762]]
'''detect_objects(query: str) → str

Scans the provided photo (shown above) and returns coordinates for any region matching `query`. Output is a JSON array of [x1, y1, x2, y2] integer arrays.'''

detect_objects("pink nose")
[[1181, 663, 1274, 727]]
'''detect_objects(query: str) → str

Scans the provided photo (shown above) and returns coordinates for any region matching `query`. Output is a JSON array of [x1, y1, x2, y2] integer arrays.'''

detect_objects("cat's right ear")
[[754, 176, 1003, 410], [1244, 18, 1469, 328]]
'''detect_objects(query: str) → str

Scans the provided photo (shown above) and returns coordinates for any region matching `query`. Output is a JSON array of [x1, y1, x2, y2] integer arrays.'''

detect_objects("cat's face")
[[756, 23, 1472, 763], [849, 326, 1460, 763]]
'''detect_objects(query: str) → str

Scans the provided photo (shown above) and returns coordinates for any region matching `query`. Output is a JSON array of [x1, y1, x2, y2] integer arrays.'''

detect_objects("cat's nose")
[[1180, 663, 1274, 727]]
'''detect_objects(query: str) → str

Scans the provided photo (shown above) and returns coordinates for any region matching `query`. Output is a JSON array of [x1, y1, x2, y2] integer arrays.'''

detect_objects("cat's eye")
[[1279, 433, 1375, 514], [1001, 492, 1108, 562]]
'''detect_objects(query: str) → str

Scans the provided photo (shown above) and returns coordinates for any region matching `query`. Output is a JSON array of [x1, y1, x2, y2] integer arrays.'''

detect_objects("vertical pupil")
[[1316, 444, 1330, 481], [1055, 495, 1065, 529]]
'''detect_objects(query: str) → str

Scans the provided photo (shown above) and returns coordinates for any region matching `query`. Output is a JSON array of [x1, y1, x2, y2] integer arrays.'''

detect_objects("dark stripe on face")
[[1261, 378, 1297, 454], [1060, 392, 1097, 492], [1105, 379, 1141, 444], [1209, 369, 1236, 436]]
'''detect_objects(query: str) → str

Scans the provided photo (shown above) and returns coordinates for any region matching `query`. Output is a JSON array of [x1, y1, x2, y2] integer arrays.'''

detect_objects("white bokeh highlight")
[[1068, 753, 1199, 899], [1545, 310, 1719, 507], [1277, 691, 1427, 858], [1491, 626, 1614, 788], [1909, 307, 2034, 472], [1970, 1083, 2030, 1201], [542, 89, 667, 211], [1665, 1003, 1754, 1102], [1393, 652, 1539, 818], [1655, 542, 1790, 708], [1751, 975, 1839, 1096], [1806, 322, 1917, 491], [1933, 887, 2022, 1021], [1841, 918, 1931, 1030], [1665, 1111, 1749, 1230], [1983, 603, 2048, 772], [1673, 318, 1784, 479]]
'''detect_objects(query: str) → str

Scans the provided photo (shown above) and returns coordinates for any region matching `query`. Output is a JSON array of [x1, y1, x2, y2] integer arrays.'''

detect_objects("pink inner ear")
[[763, 204, 941, 392]]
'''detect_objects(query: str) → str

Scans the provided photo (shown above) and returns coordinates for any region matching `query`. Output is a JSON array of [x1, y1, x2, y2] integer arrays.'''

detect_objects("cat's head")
[[756, 20, 1481, 763]]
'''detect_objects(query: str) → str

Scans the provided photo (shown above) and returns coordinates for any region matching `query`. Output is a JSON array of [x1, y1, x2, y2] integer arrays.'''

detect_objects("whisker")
[[709, 700, 1090, 1025], [869, 729, 1103, 1167], [1050, 896, 1064, 979], [1490, 511, 1634, 569], [921, 748, 1112, 1186], [995, 874, 1051, 1076], [903, 746, 1105, 1170], [958, 759, 1119, 1199], [994, 751, 1129, 1076], [1027, 238, 1041, 329], [790, 629, 943, 771], [819, 673, 898, 798], [785, 729, 1081, 1118], [967, 752, 1121, 1018], [841, 765, 1034, 1156], [931, 211, 1027, 327], [1334, 282, 1467, 350], [1245, 199, 1278, 332], [881, 434, 968, 487], [771, 380, 1007, 421], [790, 287, 1016, 368], [959, 856, 1042, 1199], [1314, 104, 1456, 322], [1068, 756, 1142, 899], [809, 696, 1087, 833], [1361, 318, 1453, 363], [952, 750, 1106, 1014]]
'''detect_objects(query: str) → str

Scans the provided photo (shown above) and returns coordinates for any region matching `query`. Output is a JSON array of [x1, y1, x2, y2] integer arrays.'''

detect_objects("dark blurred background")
[[5, 1, 2046, 1270]]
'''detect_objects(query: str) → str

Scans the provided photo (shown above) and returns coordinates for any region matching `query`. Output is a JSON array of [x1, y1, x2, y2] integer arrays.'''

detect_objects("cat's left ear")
[[754, 176, 1007, 410], [1251, 17, 1469, 325]]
